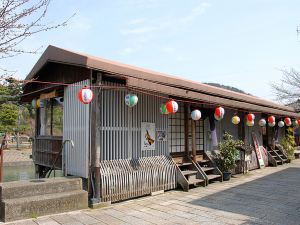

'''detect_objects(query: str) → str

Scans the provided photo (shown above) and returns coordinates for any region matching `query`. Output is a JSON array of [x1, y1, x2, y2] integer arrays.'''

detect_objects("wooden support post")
[[91, 71, 102, 202], [191, 120, 196, 162], [184, 103, 189, 156], [0, 147, 3, 182]]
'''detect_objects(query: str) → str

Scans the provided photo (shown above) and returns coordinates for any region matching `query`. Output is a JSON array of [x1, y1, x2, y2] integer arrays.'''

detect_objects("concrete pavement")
[[5, 160, 300, 225]]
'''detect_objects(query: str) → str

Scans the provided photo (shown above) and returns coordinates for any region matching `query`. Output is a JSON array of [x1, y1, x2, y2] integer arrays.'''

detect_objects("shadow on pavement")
[[189, 167, 300, 225]]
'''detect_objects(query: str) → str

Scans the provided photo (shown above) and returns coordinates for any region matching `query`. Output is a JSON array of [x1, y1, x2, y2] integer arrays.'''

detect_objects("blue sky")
[[4, 0, 300, 101]]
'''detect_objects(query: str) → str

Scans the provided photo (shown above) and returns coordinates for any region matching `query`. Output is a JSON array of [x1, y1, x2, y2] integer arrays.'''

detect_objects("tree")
[[0, 0, 72, 75], [0, 77, 33, 134], [0, 103, 18, 132], [271, 68, 300, 104]]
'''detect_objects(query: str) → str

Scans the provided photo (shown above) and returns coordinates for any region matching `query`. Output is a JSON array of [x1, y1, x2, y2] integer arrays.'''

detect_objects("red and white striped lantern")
[[247, 113, 255, 122], [78, 87, 94, 104], [214, 106, 225, 121], [166, 100, 178, 114], [284, 117, 291, 127]]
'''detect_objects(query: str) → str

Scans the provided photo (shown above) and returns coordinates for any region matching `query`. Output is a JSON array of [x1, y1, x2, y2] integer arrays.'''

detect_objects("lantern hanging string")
[[3, 77, 297, 118]]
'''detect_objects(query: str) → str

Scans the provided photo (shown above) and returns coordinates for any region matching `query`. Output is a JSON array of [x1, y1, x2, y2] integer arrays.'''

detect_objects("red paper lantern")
[[297, 119, 300, 126], [166, 100, 178, 114], [215, 107, 221, 117], [78, 87, 94, 104], [247, 113, 255, 122], [284, 117, 291, 126], [268, 116, 275, 124]]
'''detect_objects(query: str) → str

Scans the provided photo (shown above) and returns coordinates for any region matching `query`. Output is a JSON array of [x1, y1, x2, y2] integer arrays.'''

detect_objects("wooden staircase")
[[171, 152, 222, 191], [194, 152, 223, 185], [267, 145, 288, 166], [172, 153, 206, 191], [275, 144, 289, 163]]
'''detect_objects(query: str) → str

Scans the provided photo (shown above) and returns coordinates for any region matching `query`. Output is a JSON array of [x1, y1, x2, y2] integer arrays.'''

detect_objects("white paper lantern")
[[259, 119, 266, 127], [191, 109, 201, 120], [278, 121, 284, 128]]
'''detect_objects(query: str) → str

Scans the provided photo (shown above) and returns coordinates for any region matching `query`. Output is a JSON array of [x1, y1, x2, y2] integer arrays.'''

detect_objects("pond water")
[[3, 165, 62, 182]]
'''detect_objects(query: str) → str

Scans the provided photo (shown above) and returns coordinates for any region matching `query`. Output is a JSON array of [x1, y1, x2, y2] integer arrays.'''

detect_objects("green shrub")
[[281, 127, 295, 161], [219, 132, 243, 172]]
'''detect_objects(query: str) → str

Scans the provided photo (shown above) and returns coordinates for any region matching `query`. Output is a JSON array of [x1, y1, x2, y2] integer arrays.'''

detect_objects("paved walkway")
[[6, 160, 300, 225]]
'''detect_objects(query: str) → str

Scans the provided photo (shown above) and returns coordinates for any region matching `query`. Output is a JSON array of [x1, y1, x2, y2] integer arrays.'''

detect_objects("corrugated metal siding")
[[101, 82, 168, 160], [63, 80, 90, 178]]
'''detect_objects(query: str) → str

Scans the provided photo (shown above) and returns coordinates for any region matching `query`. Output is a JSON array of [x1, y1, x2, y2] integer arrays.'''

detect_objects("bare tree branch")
[[271, 68, 300, 104], [0, 0, 74, 75]]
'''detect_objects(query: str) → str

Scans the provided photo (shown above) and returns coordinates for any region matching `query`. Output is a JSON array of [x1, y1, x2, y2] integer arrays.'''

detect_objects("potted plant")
[[219, 132, 243, 181]]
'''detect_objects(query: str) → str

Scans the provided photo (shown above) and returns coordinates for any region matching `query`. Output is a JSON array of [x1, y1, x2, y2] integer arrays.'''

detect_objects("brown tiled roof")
[[24, 45, 299, 117]]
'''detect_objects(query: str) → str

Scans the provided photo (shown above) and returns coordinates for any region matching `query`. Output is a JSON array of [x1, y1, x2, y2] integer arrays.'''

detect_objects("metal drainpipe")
[[62, 139, 74, 176]]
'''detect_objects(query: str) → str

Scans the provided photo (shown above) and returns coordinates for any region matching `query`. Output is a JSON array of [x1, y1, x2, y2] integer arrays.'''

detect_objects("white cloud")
[[161, 47, 174, 53], [121, 26, 157, 35], [180, 2, 211, 23], [120, 47, 135, 56], [128, 18, 145, 25]]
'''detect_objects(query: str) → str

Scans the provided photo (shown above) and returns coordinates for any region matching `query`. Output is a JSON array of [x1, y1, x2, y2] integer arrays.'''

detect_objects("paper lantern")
[[214, 107, 225, 120], [268, 116, 275, 124], [125, 93, 138, 107], [268, 122, 276, 127], [284, 117, 291, 127], [166, 100, 178, 114], [160, 103, 169, 115], [191, 109, 201, 120], [247, 113, 255, 122], [31, 99, 37, 108], [292, 120, 299, 127], [259, 119, 266, 127], [232, 115, 240, 125], [246, 120, 254, 127], [278, 121, 284, 128], [78, 87, 94, 104], [297, 119, 300, 126], [36, 99, 45, 108]]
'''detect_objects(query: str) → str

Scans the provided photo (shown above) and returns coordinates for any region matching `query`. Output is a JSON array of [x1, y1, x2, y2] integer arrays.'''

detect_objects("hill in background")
[[204, 82, 252, 96]]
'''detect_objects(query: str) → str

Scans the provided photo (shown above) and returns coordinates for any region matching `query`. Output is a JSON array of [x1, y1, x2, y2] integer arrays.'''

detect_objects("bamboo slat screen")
[[99, 155, 177, 202]]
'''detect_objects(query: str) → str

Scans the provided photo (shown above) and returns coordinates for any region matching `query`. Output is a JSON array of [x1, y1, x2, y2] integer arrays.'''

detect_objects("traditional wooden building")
[[21, 45, 299, 204]]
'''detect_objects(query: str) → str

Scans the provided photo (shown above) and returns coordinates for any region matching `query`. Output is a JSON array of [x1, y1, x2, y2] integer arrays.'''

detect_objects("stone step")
[[1, 190, 88, 222], [207, 174, 222, 180], [181, 170, 198, 176], [0, 177, 82, 200]]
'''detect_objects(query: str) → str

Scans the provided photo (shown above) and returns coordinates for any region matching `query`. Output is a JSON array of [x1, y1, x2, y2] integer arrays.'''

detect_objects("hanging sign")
[[252, 132, 265, 168], [40, 90, 58, 100], [141, 122, 156, 151]]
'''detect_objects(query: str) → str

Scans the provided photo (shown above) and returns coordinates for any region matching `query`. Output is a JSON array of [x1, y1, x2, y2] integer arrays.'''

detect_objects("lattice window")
[[168, 104, 204, 153]]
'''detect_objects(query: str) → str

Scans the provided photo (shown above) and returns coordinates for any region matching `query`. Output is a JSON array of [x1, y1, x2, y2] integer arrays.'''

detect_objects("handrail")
[[46, 139, 74, 178]]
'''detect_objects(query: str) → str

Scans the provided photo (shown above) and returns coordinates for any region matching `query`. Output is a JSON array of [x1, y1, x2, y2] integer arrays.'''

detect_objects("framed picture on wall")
[[141, 122, 156, 151]]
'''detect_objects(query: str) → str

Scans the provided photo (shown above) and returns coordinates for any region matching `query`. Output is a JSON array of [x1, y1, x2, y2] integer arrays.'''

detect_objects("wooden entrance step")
[[275, 144, 289, 163], [267, 145, 287, 166], [194, 152, 223, 185], [171, 153, 206, 192]]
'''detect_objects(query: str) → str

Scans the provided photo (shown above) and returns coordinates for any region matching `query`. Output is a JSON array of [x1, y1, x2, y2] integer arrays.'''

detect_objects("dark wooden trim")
[[184, 103, 189, 155]]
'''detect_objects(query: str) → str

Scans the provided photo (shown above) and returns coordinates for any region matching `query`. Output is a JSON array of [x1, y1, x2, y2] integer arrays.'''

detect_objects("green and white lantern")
[[160, 103, 169, 115], [125, 94, 138, 107]]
